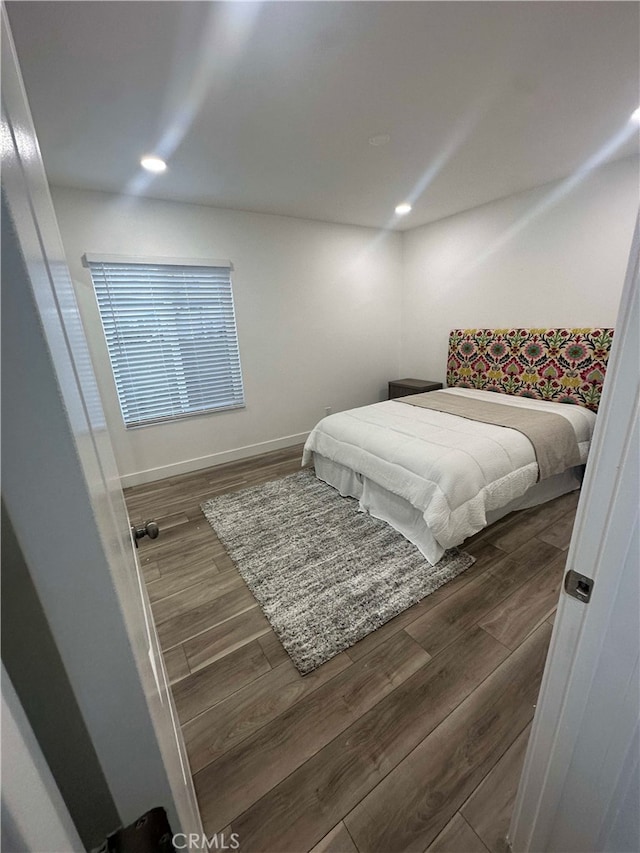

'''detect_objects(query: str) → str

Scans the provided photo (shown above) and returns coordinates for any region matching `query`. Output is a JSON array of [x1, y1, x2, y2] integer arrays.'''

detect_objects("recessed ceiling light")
[[395, 203, 412, 216], [630, 107, 640, 124], [140, 156, 167, 173], [369, 134, 391, 147]]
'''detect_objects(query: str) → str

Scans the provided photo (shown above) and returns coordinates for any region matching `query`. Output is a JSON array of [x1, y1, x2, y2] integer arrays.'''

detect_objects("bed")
[[302, 328, 614, 565]]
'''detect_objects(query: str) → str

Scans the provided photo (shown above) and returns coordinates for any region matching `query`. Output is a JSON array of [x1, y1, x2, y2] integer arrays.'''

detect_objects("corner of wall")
[[398, 226, 409, 377]]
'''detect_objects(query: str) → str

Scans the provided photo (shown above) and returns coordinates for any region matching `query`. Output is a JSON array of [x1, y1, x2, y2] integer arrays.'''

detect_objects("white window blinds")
[[84, 256, 244, 427]]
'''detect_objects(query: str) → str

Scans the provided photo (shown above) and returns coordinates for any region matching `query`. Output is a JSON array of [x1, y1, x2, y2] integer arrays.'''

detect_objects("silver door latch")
[[564, 569, 594, 603], [131, 520, 160, 548]]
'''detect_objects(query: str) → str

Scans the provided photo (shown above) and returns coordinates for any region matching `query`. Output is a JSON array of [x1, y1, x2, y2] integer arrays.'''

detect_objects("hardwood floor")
[[124, 445, 578, 853]]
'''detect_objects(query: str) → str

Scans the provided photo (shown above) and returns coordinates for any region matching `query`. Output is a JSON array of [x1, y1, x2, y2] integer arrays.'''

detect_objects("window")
[[83, 255, 244, 427]]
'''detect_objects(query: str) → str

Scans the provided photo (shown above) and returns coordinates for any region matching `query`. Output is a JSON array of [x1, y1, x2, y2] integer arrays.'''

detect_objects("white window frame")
[[83, 254, 245, 428]]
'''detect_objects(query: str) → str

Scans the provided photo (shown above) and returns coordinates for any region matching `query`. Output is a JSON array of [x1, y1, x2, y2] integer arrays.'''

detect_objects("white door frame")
[[2, 7, 202, 841], [509, 217, 639, 851], [1, 665, 84, 853]]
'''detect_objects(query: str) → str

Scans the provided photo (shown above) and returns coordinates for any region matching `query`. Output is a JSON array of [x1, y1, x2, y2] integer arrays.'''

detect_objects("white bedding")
[[302, 388, 596, 562]]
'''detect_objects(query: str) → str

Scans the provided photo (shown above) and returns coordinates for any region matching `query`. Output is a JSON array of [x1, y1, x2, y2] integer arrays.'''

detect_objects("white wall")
[[52, 157, 638, 486], [52, 187, 402, 485], [400, 156, 639, 382]]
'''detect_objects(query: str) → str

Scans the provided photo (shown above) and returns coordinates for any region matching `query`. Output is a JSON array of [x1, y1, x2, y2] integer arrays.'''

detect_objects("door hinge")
[[564, 569, 594, 603]]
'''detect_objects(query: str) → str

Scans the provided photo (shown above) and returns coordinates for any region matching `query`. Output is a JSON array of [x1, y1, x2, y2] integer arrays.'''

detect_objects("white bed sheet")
[[312, 453, 584, 564], [302, 388, 596, 564]]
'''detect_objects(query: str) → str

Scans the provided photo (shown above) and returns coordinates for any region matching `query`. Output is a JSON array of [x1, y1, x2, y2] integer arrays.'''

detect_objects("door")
[[2, 665, 84, 852], [509, 218, 639, 851], [2, 8, 202, 839]]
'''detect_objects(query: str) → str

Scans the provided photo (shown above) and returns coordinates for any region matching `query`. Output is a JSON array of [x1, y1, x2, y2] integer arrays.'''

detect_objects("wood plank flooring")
[[124, 445, 578, 853]]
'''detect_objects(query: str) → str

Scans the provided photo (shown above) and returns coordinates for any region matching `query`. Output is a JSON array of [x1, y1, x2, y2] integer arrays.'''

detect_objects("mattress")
[[302, 388, 596, 564]]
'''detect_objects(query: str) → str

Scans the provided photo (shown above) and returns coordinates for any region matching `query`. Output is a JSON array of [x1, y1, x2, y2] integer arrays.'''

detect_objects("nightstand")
[[388, 378, 443, 399]]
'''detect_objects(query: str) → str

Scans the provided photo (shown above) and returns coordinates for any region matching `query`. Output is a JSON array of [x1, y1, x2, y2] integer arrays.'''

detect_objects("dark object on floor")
[[92, 807, 175, 853]]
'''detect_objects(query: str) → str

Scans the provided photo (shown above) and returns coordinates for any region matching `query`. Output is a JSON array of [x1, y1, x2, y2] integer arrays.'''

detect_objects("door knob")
[[131, 520, 160, 547]]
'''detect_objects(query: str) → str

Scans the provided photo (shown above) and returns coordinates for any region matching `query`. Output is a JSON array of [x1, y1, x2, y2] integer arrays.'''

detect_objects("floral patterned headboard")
[[447, 328, 614, 411]]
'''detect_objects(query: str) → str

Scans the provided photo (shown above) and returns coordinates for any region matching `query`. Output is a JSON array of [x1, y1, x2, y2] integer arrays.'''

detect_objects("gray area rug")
[[201, 470, 475, 674]]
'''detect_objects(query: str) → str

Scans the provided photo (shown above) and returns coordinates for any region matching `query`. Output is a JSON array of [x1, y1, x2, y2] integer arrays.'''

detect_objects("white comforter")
[[302, 388, 596, 551]]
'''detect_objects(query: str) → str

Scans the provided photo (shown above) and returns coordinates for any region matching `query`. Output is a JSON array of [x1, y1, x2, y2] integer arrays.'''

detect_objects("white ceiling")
[[7, 1, 639, 231]]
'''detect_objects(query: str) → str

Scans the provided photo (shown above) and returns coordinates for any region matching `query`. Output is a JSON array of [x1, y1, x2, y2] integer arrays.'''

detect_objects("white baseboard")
[[120, 431, 310, 488]]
